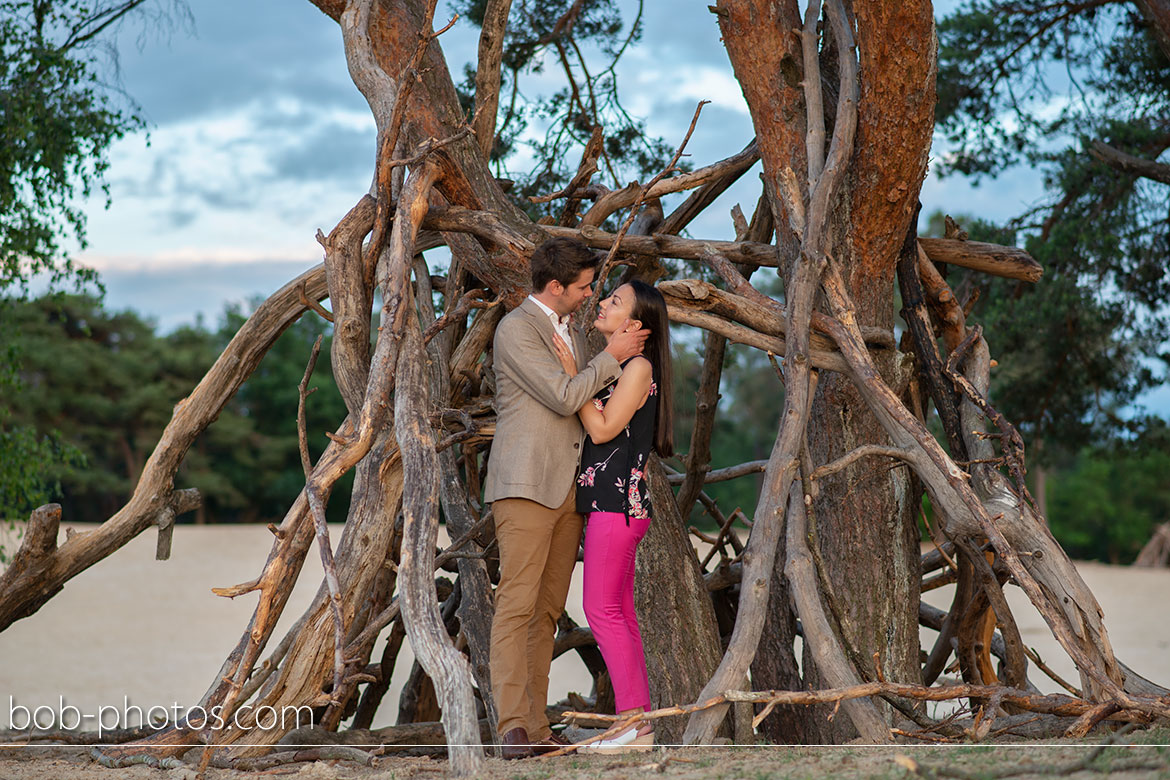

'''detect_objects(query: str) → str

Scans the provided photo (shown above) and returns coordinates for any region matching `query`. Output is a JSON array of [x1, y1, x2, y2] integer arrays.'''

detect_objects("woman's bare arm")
[[554, 333, 652, 444]]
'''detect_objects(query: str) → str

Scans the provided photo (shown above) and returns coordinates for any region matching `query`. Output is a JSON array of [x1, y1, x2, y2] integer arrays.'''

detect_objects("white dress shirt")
[[528, 294, 576, 360]]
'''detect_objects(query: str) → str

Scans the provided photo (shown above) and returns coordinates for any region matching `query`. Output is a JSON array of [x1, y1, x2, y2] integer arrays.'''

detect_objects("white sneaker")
[[578, 726, 654, 754]]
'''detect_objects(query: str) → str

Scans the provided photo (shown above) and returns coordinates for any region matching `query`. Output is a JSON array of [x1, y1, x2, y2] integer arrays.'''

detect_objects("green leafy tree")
[[202, 301, 352, 524], [1, 293, 349, 525], [1048, 421, 1170, 563], [2, 293, 204, 520], [1, 1, 189, 543], [0, 0, 189, 291], [921, 211, 1160, 462], [0, 332, 84, 559], [922, 211, 1169, 556]]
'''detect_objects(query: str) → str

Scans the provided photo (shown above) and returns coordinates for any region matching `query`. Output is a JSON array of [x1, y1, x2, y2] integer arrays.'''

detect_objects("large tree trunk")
[[801, 302, 921, 743], [800, 1, 935, 742], [704, 0, 935, 745], [749, 564, 806, 743], [314, 0, 533, 302], [633, 459, 725, 745]]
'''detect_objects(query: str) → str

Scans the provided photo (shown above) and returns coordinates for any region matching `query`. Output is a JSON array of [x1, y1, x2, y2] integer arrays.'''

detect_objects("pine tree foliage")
[[935, 2, 1170, 459]]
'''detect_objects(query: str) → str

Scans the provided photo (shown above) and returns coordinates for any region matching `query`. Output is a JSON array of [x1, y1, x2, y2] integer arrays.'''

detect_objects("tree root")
[[209, 745, 374, 771]]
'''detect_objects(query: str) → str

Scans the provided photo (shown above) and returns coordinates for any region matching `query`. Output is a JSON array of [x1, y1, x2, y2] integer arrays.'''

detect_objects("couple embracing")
[[485, 237, 674, 758]]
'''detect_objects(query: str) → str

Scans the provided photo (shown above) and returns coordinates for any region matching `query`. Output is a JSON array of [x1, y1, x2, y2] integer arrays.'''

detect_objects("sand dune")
[[1, 524, 1166, 734]]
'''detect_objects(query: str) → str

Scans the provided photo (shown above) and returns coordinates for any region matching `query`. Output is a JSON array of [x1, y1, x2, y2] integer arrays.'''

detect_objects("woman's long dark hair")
[[628, 279, 674, 458]]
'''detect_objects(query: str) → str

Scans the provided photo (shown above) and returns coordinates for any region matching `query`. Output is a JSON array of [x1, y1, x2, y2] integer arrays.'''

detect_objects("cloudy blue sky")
[[69, 0, 1056, 330], [64, 1, 1168, 416]]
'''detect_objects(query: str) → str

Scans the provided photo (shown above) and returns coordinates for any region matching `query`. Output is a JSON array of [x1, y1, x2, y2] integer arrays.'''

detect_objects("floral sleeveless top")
[[575, 360, 658, 521]]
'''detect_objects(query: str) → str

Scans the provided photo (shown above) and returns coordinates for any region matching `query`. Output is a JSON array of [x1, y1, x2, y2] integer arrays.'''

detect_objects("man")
[[485, 237, 647, 759]]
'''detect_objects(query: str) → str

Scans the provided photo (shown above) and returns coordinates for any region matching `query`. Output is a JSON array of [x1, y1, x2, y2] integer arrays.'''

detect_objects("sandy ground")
[[923, 558, 1170, 697], [0, 735, 1168, 779], [1, 525, 1169, 778], [0, 524, 590, 734]]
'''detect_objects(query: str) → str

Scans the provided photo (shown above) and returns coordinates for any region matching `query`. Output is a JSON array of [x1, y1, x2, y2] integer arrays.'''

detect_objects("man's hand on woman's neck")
[[605, 320, 650, 362]]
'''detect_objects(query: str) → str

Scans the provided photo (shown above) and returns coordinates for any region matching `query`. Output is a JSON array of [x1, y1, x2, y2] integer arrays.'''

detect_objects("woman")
[[551, 279, 673, 754]]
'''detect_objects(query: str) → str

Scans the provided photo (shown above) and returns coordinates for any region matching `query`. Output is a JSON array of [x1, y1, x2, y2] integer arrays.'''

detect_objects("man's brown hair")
[[530, 237, 599, 292]]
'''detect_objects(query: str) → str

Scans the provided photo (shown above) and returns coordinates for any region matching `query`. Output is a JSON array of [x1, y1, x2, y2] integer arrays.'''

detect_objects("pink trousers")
[[582, 511, 652, 713]]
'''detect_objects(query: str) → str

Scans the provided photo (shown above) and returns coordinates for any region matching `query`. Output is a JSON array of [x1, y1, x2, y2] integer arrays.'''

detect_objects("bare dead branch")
[[699, 250, 896, 351], [664, 304, 843, 374], [1025, 646, 1083, 698], [801, 0, 826, 184], [675, 330, 726, 518], [805, 0, 858, 254], [529, 125, 602, 201], [435, 416, 496, 452], [898, 236, 969, 460], [809, 445, 912, 482], [235, 613, 308, 704], [657, 139, 761, 236], [422, 288, 495, 345], [298, 335, 325, 479], [382, 109, 484, 171], [918, 238, 1044, 283], [583, 100, 709, 321], [319, 195, 376, 415], [0, 264, 327, 633], [471, 0, 514, 156], [15, 504, 62, 564], [298, 284, 335, 323], [698, 507, 748, 571], [546, 223, 779, 266], [395, 312, 483, 774], [666, 459, 769, 487], [964, 541, 1029, 689], [425, 206, 536, 259], [1088, 138, 1170, 185], [364, 0, 447, 275], [582, 111, 769, 230], [571, 681, 1156, 733]]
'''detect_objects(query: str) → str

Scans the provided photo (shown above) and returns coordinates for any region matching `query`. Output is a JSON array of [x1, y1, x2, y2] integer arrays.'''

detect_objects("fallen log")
[[563, 680, 1160, 733], [414, 208, 1047, 284], [917, 237, 1043, 283], [545, 223, 779, 266]]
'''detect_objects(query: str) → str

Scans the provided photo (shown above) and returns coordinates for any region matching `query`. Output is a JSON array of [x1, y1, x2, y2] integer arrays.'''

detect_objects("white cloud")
[[661, 64, 748, 116], [82, 244, 324, 273], [76, 97, 373, 270]]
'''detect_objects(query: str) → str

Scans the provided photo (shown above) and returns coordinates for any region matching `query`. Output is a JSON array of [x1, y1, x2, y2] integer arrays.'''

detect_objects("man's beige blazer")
[[485, 298, 621, 509]]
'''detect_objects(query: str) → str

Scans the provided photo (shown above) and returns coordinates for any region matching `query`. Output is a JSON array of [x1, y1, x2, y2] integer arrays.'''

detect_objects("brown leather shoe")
[[500, 727, 534, 760], [531, 732, 570, 755]]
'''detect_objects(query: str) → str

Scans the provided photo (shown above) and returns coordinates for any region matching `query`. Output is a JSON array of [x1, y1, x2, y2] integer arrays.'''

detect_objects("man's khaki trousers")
[[489, 489, 583, 740]]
